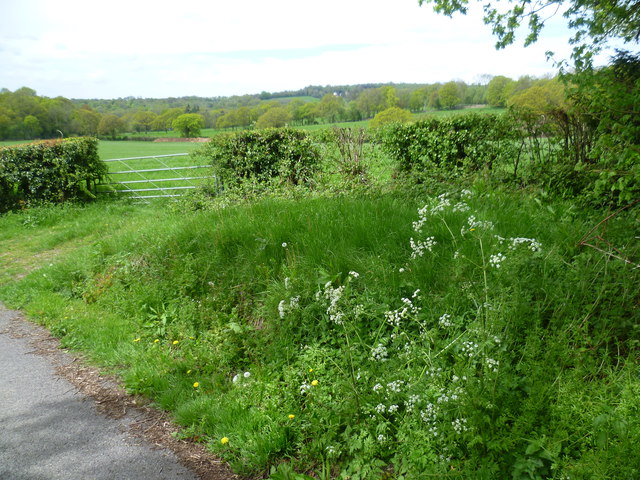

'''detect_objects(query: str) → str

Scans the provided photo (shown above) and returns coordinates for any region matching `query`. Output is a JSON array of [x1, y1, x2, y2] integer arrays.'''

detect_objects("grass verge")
[[0, 188, 638, 479]]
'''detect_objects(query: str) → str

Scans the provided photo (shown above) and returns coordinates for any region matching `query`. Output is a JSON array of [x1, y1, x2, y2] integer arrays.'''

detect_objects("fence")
[[97, 153, 216, 199]]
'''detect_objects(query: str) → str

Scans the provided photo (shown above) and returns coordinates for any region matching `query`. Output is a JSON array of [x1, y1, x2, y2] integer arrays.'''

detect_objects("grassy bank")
[[1, 186, 638, 479]]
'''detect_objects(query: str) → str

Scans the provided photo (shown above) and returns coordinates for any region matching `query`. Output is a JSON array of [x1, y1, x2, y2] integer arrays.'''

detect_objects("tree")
[[152, 108, 184, 132], [73, 107, 101, 136], [131, 110, 158, 133], [316, 94, 345, 123], [98, 114, 125, 139], [486, 76, 515, 107], [369, 107, 413, 127], [438, 82, 462, 109], [22, 115, 41, 139], [172, 113, 205, 137], [256, 107, 292, 129], [418, 0, 640, 68]]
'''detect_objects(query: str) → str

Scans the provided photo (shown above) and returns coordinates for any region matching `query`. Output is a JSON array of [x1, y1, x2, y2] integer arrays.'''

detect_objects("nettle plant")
[[259, 191, 553, 478]]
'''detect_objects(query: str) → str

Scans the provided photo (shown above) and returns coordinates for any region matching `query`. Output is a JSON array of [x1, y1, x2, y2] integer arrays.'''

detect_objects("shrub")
[[369, 107, 412, 128], [0, 137, 105, 212], [198, 128, 320, 188], [378, 114, 516, 181]]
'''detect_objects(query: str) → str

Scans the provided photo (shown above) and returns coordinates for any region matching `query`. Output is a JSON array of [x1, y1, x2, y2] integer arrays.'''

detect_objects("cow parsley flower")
[[371, 344, 388, 361], [438, 313, 453, 328], [410, 236, 437, 258], [489, 253, 506, 268]]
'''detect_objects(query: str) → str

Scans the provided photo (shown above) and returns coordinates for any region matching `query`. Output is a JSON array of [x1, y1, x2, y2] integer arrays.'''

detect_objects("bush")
[[369, 107, 412, 128], [378, 114, 516, 181], [198, 128, 320, 189], [0, 137, 105, 212]]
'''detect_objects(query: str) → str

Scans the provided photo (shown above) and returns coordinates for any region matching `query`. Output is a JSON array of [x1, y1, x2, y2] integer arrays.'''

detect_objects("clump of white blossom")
[[319, 281, 345, 325], [489, 253, 506, 269], [278, 296, 300, 319], [410, 236, 437, 258], [384, 290, 421, 326], [370, 344, 388, 362]]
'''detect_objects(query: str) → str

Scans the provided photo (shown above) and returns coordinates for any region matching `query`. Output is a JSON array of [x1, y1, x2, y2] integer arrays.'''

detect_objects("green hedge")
[[199, 128, 320, 188], [0, 137, 105, 212], [378, 114, 516, 180]]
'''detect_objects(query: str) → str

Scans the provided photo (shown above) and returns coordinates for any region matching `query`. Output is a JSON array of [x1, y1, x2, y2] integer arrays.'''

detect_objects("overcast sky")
[[0, 0, 591, 99]]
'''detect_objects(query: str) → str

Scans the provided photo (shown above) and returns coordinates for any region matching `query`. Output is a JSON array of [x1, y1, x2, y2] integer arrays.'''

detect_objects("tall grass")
[[1, 186, 638, 479]]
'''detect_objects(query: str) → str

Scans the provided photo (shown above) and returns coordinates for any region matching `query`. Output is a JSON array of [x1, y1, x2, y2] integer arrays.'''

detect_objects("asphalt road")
[[0, 303, 200, 480]]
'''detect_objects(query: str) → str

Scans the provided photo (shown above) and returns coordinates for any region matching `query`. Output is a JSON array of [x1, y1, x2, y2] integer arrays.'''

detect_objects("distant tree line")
[[1, 77, 554, 140]]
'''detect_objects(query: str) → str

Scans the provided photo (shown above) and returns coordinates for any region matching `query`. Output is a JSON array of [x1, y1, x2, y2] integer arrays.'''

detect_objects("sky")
[[0, 0, 596, 99]]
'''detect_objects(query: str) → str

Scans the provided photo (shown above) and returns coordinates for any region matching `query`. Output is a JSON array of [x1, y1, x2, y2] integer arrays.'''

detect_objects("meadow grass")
[[0, 182, 638, 479]]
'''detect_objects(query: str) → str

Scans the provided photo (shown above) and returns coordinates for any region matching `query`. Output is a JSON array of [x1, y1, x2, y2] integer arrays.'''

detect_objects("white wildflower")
[[461, 341, 479, 357], [438, 313, 453, 328], [489, 253, 506, 269], [508, 237, 542, 252], [387, 379, 405, 393], [486, 357, 500, 372], [452, 417, 468, 434], [410, 236, 437, 259], [371, 344, 388, 362]]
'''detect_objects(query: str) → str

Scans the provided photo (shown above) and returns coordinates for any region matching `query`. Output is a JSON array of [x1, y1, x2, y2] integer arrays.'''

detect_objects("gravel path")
[[0, 303, 228, 480]]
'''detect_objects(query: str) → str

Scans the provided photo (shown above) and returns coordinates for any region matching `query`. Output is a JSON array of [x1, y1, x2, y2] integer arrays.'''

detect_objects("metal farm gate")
[[97, 153, 216, 199]]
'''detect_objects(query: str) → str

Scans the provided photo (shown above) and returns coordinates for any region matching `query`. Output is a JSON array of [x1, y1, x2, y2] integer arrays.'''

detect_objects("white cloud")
[[0, 0, 597, 98]]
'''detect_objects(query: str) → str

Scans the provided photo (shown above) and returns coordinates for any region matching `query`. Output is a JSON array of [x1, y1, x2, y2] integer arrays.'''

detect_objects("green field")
[[98, 140, 204, 159]]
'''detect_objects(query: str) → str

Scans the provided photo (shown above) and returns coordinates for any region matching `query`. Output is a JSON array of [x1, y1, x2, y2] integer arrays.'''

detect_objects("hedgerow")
[[199, 128, 320, 189], [377, 114, 517, 181], [0, 137, 105, 212]]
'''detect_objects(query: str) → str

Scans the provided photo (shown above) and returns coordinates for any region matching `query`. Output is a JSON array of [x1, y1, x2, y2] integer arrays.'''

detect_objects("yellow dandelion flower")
[[172, 340, 179, 345], [311, 380, 319, 386], [469, 228, 476, 232], [221, 437, 229, 445], [288, 414, 295, 420], [187, 369, 192, 374], [308, 368, 314, 373], [193, 382, 200, 388], [153, 339, 160, 343], [133, 337, 141, 342]]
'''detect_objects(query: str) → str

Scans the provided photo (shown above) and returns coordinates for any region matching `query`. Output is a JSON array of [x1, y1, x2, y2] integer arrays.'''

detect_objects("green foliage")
[[172, 113, 205, 138], [368, 107, 412, 128], [2, 191, 638, 478], [256, 107, 293, 129], [438, 81, 462, 109], [0, 137, 105, 212], [379, 114, 516, 180], [199, 128, 320, 188], [487, 76, 516, 107], [567, 51, 640, 206]]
